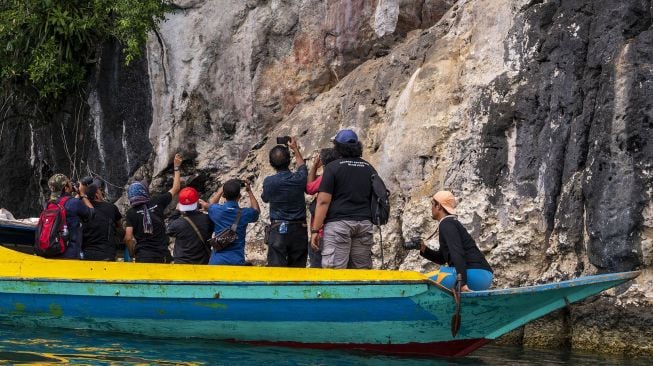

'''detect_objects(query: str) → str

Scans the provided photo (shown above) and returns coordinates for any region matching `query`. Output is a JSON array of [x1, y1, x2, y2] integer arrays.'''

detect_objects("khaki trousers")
[[321, 220, 373, 269]]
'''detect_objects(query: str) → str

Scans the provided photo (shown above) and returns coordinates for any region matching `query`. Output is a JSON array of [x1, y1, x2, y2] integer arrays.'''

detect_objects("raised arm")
[[77, 183, 95, 210], [244, 180, 260, 212], [206, 186, 224, 206], [168, 153, 183, 197], [307, 152, 321, 184], [287, 137, 305, 168]]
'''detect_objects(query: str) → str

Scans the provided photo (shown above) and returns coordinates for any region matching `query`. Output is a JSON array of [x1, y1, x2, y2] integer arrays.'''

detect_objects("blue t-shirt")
[[207, 201, 259, 265], [261, 165, 308, 221]]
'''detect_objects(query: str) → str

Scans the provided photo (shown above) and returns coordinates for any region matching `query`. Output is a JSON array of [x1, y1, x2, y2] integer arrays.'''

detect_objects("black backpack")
[[370, 172, 390, 226]]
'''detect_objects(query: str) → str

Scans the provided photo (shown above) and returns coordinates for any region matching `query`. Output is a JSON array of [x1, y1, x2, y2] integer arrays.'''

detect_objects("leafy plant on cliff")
[[0, 0, 170, 115]]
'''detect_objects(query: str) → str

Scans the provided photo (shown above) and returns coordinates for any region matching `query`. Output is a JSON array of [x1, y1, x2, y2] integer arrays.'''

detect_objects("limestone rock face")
[[146, 0, 454, 177], [1, 0, 652, 356]]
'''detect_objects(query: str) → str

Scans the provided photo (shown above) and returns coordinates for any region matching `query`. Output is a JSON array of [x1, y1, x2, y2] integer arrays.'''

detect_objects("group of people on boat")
[[42, 129, 492, 291]]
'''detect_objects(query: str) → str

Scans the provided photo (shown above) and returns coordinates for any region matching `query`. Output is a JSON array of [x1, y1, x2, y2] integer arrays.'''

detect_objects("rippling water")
[[0, 325, 647, 365]]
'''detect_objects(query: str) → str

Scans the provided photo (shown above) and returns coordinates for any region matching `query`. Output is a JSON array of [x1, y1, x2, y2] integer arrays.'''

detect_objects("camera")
[[276, 136, 291, 145], [240, 180, 246, 188], [403, 236, 423, 250], [80, 176, 94, 186]]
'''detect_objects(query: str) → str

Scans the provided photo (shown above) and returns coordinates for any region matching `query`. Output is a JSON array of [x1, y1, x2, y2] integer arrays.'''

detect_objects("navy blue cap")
[[333, 129, 359, 144]]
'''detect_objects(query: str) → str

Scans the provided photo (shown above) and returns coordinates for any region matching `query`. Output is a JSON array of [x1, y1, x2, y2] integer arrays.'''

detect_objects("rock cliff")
[[1, 0, 652, 356]]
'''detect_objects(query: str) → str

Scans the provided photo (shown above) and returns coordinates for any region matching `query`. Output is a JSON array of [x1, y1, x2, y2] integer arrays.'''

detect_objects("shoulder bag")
[[208, 208, 242, 251]]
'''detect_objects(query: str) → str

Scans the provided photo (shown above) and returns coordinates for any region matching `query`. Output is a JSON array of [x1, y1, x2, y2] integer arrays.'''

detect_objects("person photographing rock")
[[204, 179, 260, 265], [42, 174, 95, 259], [406, 190, 493, 291], [124, 153, 183, 263], [166, 187, 214, 264], [262, 136, 308, 267], [81, 183, 122, 261], [305, 147, 340, 268]]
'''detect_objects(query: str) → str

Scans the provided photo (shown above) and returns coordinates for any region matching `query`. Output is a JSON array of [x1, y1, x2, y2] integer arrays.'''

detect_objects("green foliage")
[[0, 0, 170, 109]]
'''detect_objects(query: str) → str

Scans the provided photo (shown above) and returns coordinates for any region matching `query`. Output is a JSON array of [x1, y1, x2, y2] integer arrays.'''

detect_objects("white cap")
[[178, 202, 198, 212]]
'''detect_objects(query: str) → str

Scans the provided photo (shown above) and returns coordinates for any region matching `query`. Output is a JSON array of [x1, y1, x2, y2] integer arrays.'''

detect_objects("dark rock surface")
[[0, 41, 152, 217], [478, 0, 653, 273]]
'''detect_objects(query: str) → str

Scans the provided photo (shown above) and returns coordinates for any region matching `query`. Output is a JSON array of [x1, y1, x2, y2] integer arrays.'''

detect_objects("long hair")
[[334, 141, 363, 158], [320, 148, 340, 165]]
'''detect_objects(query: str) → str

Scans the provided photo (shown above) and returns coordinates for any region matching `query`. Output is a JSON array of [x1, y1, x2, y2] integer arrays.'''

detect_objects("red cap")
[[178, 187, 199, 211]]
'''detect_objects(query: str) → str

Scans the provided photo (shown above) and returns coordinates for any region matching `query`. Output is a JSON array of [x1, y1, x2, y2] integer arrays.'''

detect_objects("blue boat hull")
[[0, 245, 640, 357], [0, 270, 639, 357]]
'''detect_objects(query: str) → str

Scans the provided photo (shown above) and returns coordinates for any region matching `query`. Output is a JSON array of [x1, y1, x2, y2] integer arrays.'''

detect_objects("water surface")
[[0, 325, 647, 365]]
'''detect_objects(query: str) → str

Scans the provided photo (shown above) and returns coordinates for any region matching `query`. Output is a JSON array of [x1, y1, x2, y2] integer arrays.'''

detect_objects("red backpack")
[[34, 196, 71, 257]]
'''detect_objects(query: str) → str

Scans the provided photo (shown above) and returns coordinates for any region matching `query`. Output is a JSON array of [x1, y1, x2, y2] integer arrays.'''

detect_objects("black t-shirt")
[[318, 158, 374, 222], [125, 193, 172, 258], [420, 217, 492, 285], [166, 210, 214, 264], [82, 201, 122, 260]]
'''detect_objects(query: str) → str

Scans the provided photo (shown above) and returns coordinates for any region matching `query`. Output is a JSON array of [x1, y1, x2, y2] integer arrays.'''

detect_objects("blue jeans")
[[429, 266, 493, 291]]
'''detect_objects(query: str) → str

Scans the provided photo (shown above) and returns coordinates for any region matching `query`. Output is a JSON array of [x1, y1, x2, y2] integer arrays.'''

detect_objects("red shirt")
[[306, 176, 323, 237], [306, 176, 322, 195]]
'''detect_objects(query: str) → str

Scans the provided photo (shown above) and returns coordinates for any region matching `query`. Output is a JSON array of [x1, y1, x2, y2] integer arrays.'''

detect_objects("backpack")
[[34, 196, 71, 257], [370, 172, 390, 225]]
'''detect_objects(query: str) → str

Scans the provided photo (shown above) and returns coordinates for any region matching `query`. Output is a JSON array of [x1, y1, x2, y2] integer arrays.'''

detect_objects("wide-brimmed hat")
[[432, 190, 457, 215], [178, 187, 200, 211]]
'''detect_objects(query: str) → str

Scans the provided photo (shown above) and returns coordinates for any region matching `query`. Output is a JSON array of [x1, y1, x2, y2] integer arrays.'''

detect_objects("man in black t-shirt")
[[82, 184, 122, 261], [124, 154, 183, 263], [166, 187, 213, 264], [310, 129, 376, 269]]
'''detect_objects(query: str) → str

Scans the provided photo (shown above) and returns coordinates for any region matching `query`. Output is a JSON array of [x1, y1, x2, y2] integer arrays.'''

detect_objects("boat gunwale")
[[0, 220, 37, 230], [0, 271, 638, 298], [462, 270, 640, 298], [0, 225, 35, 232], [0, 276, 438, 287]]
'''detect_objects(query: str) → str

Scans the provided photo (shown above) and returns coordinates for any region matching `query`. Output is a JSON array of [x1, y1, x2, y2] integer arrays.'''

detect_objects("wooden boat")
[[0, 219, 37, 253], [0, 246, 639, 357]]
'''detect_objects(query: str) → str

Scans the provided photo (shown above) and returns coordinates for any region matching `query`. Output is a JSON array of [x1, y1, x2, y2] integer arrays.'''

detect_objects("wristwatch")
[[80, 194, 88, 199], [174, 167, 180, 171], [311, 228, 321, 234]]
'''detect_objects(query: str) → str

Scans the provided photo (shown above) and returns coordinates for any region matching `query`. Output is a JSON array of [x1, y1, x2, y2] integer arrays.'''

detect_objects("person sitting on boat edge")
[[166, 187, 214, 264], [408, 191, 493, 291], [45, 174, 95, 259], [81, 183, 123, 261], [124, 153, 183, 263], [305, 147, 340, 268], [203, 179, 260, 265]]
